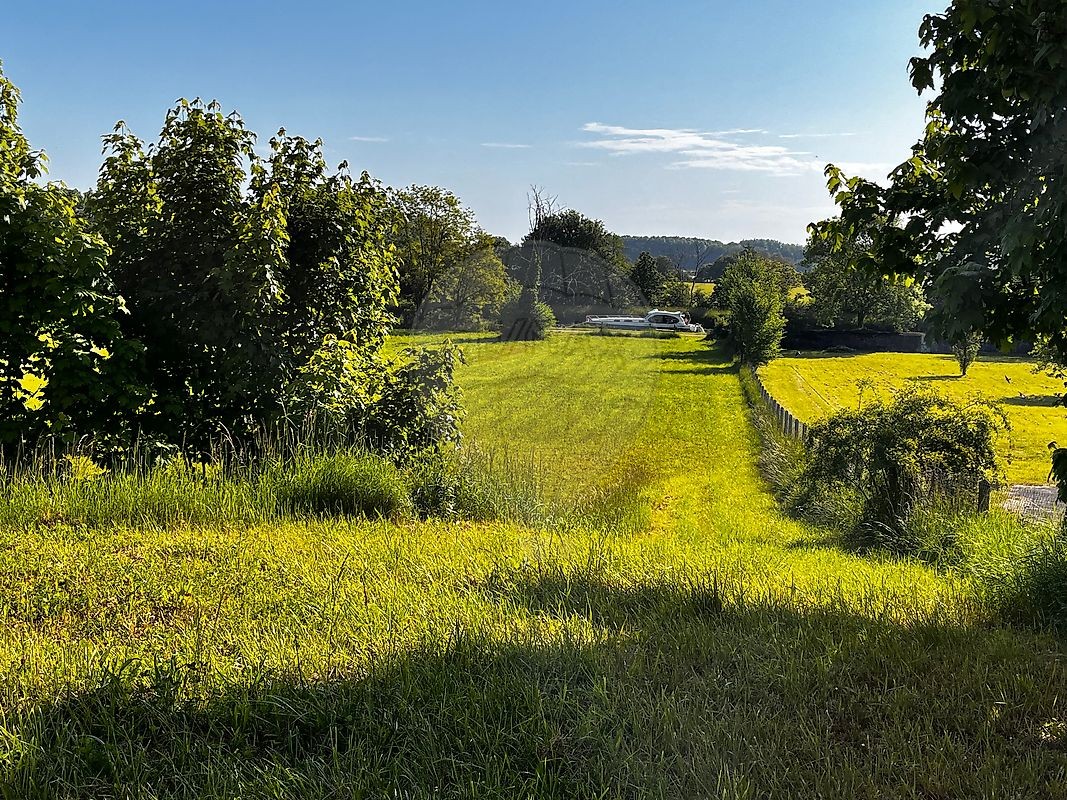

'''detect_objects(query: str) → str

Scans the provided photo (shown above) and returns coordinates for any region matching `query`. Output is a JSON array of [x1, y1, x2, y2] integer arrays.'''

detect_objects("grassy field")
[[761, 352, 1067, 485], [1, 333, 1066, 797], [691, 281, 715, 298]]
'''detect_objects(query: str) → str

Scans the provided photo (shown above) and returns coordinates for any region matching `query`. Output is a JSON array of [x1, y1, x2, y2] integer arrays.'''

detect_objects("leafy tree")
[[630, 252, 665, 303], [715, 248, 799, 310], [390, 186, 479, 315], [805, 219, 927, 331], [729, 279, 786, 367], [718, 250, 789, 366], [653, 255, 681, 276], [658, 273, 692, 308], [88, 100, 289, 442], [525, 208, 629, 273], [252, 132, 398, 365], [812, 0, 1067, 372], [0, 63, 144, 450], [422, 237, 516, 330]]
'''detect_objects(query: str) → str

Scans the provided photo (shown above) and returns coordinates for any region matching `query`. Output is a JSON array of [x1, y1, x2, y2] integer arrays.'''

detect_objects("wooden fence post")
[[977, 479, 991, 514]]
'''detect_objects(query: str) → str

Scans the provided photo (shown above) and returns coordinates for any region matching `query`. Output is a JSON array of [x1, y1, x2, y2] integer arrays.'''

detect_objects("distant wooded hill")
[[621, 236, 806, 270]]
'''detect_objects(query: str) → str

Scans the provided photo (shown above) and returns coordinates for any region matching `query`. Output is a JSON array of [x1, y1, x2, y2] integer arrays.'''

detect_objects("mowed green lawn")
[[1, 333, 1066, 797], [762, 352, 1067, 485]]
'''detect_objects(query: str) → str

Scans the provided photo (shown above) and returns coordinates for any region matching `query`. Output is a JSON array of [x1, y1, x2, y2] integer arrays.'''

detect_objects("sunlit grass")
[[1, 334, 1065, 797], [761, 351, 1067, 484]]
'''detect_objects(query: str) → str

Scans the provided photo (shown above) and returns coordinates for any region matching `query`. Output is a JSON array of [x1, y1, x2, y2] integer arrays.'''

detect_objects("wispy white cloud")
[[580, 122, 822, 176], [348, 135, 389, 142], [481, 142, 532, 149], [564, 161, 600, 167], [578, 122, 887, 178], [778, 132, 859, 139]]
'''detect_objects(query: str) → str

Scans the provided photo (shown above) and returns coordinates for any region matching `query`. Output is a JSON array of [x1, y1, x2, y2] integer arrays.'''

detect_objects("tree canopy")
[[719, 250, 789, 367], [526, 209, 629, 274], [621, 236, 805, 270], [0, 64, 144, 449], [813, 0, 1067, 364], [805, 219, 927, 331], [390, 186, 479, 316]]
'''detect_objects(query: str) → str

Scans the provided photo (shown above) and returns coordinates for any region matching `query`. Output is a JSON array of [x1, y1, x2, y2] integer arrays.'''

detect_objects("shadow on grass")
[[1002, 394, 1066, 408], [8, 567, 1067, 798], [646, 344, 739, 375]]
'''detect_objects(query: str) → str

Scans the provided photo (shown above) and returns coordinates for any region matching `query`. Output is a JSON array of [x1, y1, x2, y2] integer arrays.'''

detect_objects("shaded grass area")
[[1, 334, 1066, 796], [6, 573, 1066, 798], [760, 351, 1067, 484]]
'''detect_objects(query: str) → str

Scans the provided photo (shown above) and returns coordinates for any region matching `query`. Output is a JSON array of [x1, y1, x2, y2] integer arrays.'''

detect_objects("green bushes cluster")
[[796, 384, 1008, 553], [0, 65, 459, 461]]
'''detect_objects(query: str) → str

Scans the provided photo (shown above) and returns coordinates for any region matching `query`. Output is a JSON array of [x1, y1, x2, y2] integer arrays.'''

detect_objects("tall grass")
[[0, 443, 654, 536]]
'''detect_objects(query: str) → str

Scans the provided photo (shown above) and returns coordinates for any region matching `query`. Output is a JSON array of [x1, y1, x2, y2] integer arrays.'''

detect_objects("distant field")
[[761, 352, 1067, 485], [689, 283, 806, 304], [691, 281, 715, 298]]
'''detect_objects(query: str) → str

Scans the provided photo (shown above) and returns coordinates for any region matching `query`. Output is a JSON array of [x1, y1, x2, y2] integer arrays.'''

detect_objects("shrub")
[[951, 331, 983, 376], [270, 451, 411, 519], [499, 288, 555, 342], [797, 385, 1008, 553], [363, 345, 464, 460], [284, 341, 464, 462]]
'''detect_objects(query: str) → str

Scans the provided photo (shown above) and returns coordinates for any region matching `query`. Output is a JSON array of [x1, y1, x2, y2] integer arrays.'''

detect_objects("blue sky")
[[3, 0, 941, 244]]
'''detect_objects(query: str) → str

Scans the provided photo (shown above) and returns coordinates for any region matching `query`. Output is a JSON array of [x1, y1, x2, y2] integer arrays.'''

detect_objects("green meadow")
[[1, 333, 1066, 798], [761, 351, 1067, 485]]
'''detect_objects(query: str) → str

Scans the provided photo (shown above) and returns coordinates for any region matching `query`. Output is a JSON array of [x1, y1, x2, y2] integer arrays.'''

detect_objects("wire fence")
[[753, 370, 1066, 524]]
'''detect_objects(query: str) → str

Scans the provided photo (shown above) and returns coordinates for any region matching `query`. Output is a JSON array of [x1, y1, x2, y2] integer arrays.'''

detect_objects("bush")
[[363, 345, 464, 460], [796, 385, 1008, 553], [270, 451, 412, 519], [951, 331, 983, 376], [499, 288, 555, 341]]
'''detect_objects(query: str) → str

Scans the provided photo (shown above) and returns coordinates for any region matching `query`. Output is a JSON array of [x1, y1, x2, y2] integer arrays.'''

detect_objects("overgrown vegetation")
[[798, 385, 1008, 552], [1, 65, 462, 463]]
